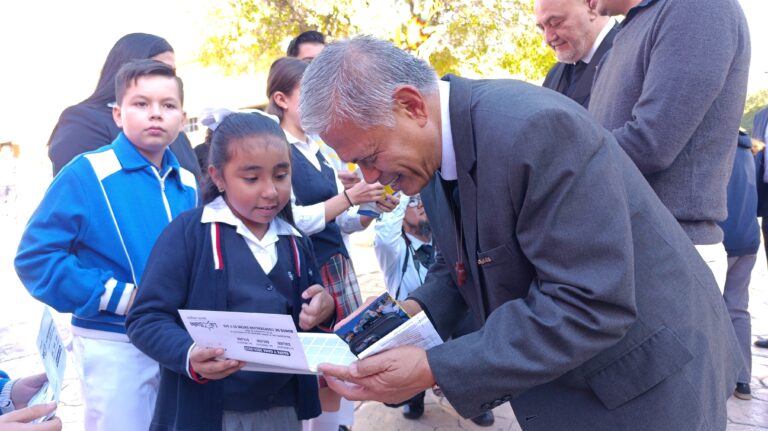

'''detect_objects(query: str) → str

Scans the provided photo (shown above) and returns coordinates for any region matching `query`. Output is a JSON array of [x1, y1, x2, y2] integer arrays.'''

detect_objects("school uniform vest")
[[290, 146, 349, 265], [214, 223, 315, 413]]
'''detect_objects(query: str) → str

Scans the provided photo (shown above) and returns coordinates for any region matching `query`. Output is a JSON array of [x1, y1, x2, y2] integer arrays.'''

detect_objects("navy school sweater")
[[290, 146, 349, 266]]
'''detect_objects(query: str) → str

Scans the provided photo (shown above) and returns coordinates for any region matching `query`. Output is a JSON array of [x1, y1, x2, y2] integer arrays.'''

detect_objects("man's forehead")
[[321, 125, 375, 161]]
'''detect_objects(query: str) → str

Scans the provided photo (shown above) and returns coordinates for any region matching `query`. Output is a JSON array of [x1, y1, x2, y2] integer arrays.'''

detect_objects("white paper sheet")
[[27, 307, 66, 422], [357, 311, 443, 359], [179, 310, 357, 374]]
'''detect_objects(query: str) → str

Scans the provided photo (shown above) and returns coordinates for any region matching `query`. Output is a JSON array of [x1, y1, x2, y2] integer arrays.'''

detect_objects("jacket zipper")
[[152, 166, 173, 221]]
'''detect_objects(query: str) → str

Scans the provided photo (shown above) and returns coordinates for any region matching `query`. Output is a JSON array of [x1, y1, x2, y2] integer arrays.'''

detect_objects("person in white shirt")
[[374, 194, 494, 426]]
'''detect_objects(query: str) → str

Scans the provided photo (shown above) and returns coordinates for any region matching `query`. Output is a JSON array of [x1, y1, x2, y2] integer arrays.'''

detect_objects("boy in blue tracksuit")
[[15, 59, 197, 431]]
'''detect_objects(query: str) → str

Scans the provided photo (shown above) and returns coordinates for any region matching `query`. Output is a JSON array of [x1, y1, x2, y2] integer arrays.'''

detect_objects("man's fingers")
[[318, 363, 355, 381], [349, 354, 391, 378], [322, 375, 370, 401]]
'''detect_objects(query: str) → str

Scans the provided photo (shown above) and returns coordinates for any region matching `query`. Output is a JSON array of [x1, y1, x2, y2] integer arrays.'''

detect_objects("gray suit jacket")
[[410, 75, 740, 430]]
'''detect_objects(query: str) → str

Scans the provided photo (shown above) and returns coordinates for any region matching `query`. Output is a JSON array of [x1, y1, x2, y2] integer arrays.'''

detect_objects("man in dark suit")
[[536, 0, 618, 108], [302, 36, 740, 430]]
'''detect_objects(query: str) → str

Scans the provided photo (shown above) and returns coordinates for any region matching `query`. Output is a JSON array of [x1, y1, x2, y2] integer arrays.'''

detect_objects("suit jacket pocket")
[[586, 326, 693, 410], [477, 243, 524, 296]]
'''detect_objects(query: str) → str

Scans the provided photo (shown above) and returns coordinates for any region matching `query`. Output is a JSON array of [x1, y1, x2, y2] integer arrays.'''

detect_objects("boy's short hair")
[[286, 30, 325, 57], [114, 59, 184, 106]]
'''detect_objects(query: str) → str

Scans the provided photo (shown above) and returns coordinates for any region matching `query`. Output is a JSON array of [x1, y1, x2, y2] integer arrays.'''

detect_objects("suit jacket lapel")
[[545, 63, 570, 94], [571, 22, 620, 107]]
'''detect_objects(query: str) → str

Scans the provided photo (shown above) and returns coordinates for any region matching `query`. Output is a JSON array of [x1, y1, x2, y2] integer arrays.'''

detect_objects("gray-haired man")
[[303, 36, 740, 430]]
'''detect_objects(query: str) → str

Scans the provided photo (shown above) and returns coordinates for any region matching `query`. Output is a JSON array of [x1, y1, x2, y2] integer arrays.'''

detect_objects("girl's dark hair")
[[82, 33, 174, 107], [266, 57, 308, 121], [203, 113, 295, 224]]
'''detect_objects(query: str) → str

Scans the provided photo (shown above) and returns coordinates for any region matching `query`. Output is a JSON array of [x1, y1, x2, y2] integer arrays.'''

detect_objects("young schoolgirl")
[[126, 112, 336, 431]]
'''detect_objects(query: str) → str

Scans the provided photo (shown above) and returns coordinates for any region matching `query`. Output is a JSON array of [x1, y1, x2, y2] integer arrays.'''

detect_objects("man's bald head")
[[535, 0, 610, 63]]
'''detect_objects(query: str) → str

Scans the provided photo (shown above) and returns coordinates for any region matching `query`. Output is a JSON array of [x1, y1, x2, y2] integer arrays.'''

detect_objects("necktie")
[[566, 61, 588, 95], [414, 244, 435, 269]]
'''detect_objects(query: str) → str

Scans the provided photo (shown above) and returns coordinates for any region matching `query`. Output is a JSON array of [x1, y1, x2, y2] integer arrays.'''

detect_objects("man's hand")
[[299, 284, 335, 330], [10, 374, 47, 409], [189, 346, 245, 380], [0, 403, 62, 431], [318, 345, 435, 404]]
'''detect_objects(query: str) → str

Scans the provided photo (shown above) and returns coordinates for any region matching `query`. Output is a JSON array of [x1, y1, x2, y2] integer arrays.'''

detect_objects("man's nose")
[[545, 28, 557, 45], [359, 165, 381, 184]]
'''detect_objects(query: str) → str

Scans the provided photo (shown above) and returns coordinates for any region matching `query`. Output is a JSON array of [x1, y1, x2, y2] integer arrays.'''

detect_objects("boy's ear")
[[112, 105, 123, 129], [179, 110, 188, 133]]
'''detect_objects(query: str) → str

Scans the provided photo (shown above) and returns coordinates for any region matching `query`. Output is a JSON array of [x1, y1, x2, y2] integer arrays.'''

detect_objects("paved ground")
[[1, 187, 767, 430]]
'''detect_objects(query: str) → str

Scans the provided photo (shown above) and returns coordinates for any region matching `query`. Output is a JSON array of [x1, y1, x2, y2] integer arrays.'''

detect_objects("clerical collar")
[[438, 80, 457, 181], [581, 19, 617, 64]]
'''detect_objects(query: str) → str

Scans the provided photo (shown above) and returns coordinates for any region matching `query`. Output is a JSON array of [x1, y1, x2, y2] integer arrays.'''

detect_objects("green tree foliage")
[[199, 0, 555, 81], [741, 88, 768, 135]]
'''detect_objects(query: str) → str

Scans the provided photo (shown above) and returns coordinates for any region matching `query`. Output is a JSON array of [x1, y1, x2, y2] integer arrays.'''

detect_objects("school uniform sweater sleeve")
[[126, 211, 198, 377], [15, 165, 134, 317]]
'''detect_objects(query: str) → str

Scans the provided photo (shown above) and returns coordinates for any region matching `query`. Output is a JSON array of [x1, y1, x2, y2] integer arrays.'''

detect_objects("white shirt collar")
[[438, 80, 457, 181], [404, 232, 431, 250], [283, 129, 320, 154], [201, 196, 302, 244], [581, 19, 616, 64]]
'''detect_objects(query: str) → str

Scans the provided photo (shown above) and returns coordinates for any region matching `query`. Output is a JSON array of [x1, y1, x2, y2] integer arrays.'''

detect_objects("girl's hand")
[[346, 181, 385, 205], [337, 171, 361, 189], [299, 284, 335, 330], [189, 346, 245, 380], [376, 194, 399, 213]]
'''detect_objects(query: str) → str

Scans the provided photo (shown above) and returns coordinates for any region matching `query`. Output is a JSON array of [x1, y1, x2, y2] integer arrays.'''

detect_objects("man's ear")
[[112, 105, 123, 128], [393, 85, 428, 126]]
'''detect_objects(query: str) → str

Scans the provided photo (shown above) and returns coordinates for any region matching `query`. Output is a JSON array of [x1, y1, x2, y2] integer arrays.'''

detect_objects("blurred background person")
[[47, 32, 202, 185]]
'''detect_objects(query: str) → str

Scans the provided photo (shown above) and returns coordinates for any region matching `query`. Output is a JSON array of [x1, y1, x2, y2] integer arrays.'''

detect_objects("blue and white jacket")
[[15, 133, 197, 340]]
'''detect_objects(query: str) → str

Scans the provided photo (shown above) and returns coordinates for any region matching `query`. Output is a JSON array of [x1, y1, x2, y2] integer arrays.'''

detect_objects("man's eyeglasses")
[[407, 195, 423, 208]]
